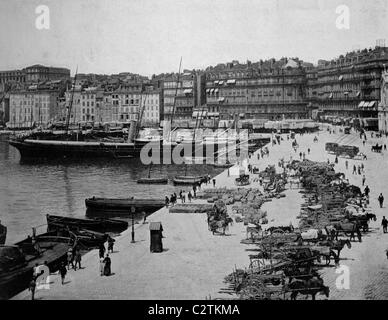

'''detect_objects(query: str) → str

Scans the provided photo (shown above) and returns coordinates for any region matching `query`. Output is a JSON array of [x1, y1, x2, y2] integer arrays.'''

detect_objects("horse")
[[332, 222, 362, 242], [287, 277, 330, 300], [372, 144, 382, 153], [349, 213, 376, 232]]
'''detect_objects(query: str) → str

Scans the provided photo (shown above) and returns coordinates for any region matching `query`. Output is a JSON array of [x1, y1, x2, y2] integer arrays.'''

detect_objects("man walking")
[[378, 193, 384, 208], [382, 216, 388, 233], [59, 262, 67, 285], [28, 275, 36, 300], [365, 185, 370, 197], [74, 249, 82, 270], [353, 165, 357, 175]]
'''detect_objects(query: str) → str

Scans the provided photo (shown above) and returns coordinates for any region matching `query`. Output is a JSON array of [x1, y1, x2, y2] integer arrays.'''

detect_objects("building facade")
[[378, 70, 388, 133], [313, 46, 388, 120], [205, 59, 309, 121], [141, 90, 161, 126], [24, 65, 70, 83], [8, 89, 61, 128], [163, 71, 205, 121]]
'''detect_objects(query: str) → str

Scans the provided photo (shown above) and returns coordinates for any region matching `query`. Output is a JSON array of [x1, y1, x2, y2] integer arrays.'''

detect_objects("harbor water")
[[0, 134, 224, 244]]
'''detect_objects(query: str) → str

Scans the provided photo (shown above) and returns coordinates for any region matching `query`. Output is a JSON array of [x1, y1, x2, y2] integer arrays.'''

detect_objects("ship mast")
[[169, 57, 182, 142], [65, 67, 78, 134]]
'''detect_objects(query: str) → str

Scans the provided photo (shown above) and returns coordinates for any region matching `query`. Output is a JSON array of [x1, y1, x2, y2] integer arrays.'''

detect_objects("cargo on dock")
[[169, 204, 214, 214]]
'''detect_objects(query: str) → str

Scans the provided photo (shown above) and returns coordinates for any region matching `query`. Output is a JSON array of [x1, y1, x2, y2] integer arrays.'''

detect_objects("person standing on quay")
[[59, 262, 67, 285], [212, 178, 216, 188], [99, 257, 105, 276], [187, 191, 192, 202], [103, 254, 111, 276], [364, 185, 370, 197], [108, 235, 115, 253], [378, 193, 385, 208], [165, 196, 169, 208], [67, 248, 74, 270], [353, 165, 357, 175], [29, 275, 36, 300], [74, 249, 82, 270], [362, 175, 366, 186], [345, 160, 348, 170], [382, 216, 388, 233], [99, 243, 106, 260]]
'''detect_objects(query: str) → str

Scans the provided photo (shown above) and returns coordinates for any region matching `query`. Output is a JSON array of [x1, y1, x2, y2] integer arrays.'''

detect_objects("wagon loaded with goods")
[[325, 143, 359, 158]]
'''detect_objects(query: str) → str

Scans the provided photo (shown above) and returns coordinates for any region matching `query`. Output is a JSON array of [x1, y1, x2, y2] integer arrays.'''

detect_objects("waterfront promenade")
[[13, 127, 388, 300]]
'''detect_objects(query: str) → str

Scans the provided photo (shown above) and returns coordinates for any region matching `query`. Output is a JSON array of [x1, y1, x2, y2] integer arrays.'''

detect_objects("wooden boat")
[[172, 177, 203, 185], [0, 222, 6, 245], [46, 214, 128, 233], [175, 175, 207, 181], [0, 236, 69, 300], [137, 177, 168, 184], [85, 197, 165, 215], [212, 162, 233, 168], [137, 163, 168, 184]]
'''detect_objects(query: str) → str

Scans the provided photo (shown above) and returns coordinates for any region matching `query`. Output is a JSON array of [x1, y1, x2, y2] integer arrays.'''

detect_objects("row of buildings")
[[2, 44, 388, 131]]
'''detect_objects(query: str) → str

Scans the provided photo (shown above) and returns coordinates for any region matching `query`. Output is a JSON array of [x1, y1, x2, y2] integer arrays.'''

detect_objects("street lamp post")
[[131, 206, 135, 243]]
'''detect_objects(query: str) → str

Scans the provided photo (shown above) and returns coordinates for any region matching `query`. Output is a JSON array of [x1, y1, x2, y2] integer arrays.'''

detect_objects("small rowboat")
[[174, 175, 207, 182], [137, 177, 168, 184]]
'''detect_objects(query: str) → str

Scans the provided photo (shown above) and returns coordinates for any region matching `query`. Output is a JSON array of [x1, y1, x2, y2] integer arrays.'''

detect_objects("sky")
[[0, 0, 387, 76]]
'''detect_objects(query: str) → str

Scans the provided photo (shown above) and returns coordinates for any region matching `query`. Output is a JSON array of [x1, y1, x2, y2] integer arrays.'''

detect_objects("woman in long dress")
[[103, 254, 111, 276], [99, 257, 105, 276]]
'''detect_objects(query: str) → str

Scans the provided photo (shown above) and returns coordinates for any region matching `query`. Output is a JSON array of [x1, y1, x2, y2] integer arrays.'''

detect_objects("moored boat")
[[172, 177, 203, 185], [137, 177, 168, 184], [85, 197, 165, 215], [46, 214, 128, 233], [0, 236, 69, 300]]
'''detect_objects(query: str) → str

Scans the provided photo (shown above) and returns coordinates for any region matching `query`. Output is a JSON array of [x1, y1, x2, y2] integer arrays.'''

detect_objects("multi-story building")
[[313, 46, 388, 120], [8, 88, 62, 128], [378, 69, 388, 133], [163, 71, 205, 121], [0, 69, 26, 86], [24, 65, 70, 83], [141, 89, 162, 126], [205, 59, 309, 121]]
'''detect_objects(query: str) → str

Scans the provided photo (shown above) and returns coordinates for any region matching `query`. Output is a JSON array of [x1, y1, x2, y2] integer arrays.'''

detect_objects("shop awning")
[[227, 79, 236, 84], [218, 81, 224, 85], [358, 101, 365, 108], [218, 97, 225, 102], [184, 89, 193, 94], [356, 91, 361, 97], [329, 93, 333, 99], [239, 113, 245, 117], [344, 91, 349, 95], [206, 89, 210, 93], [214, 80, 219, 85], [208, 112, 220, 117], [214, 88, 219, 93], [210, 88, 215, 94], [339, 75, 344, 81]]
